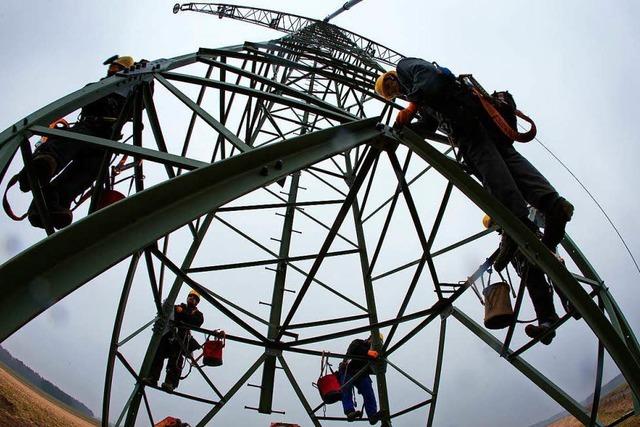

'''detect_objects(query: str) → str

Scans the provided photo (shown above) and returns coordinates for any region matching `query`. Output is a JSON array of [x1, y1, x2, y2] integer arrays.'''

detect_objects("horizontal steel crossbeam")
[[0, 118, 382, 342]]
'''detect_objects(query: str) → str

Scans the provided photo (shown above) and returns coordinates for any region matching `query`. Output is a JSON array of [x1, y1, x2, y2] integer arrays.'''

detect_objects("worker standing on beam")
[[14, 55, 136, 229], [374, 58, 574, 274], [338, 334, 385, 424], [144, 289, 204, 392]]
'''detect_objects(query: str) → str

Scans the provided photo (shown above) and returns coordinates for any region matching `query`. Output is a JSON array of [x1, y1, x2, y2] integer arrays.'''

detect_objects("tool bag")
[[316, 352, 342, 404], [154, 416, 190, 427], [202, 330, 225, 367], [483, 281, 515, 329]]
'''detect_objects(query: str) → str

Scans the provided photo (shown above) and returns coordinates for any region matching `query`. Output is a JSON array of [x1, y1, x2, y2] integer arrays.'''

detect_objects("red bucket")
[[317, 372, 342, 404], [203, 335, 225, 366], [97, 189, 125, 210]]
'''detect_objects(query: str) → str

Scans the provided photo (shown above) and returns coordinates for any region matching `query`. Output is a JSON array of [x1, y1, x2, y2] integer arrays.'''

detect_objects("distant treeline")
[[0, 345, 94, 419]]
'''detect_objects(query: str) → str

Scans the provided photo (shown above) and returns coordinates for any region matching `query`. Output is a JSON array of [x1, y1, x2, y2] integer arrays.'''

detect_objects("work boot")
[[368, 411, 382, 425], [346, 410, 362, 422], [525, 316, 559, 345], [27, 198, 72, 230], [18, 153, 58, 192], [560, 298, 581, 320], [542, 197, 574, 250], [493, 232, 518, 272], [494, 218, 540, 272], [161, 382, 174, 392]]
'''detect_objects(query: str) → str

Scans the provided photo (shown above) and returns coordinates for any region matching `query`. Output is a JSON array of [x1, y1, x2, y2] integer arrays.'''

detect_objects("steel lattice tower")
[[0, 3, 639, 426]]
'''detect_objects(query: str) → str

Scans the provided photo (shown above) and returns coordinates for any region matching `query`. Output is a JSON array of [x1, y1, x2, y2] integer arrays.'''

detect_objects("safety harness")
[[459, 74, 537, 143], [2, 119, 71, 221]]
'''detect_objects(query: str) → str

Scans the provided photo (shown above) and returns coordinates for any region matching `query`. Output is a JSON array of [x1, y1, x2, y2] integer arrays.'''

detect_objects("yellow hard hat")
[[188, 289, 201, 301], [369, 332, 384, 342], [482, 214, 494, 229], [112, 55, 135, 69], [375, 70, 398, 100]]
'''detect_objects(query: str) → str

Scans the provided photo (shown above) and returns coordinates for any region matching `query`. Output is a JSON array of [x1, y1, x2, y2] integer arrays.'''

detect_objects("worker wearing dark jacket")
[[147, 289, 204, 392], [374, 58, 574, 273], [338, 335, 382, 424], [18, 55, 136, 229], [483, 212, 562, 343]]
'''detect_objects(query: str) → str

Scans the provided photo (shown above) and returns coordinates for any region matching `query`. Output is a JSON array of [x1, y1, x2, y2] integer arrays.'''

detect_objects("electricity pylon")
[[0, 3, 638, 426]]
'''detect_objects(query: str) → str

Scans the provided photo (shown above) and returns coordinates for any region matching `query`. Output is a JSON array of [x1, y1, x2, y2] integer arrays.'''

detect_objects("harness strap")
[[3, 174, 28, 221], [472, 87, 537, 143]]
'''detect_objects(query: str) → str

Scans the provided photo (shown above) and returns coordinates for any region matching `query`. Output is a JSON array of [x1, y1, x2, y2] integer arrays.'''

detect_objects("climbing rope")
[[524, 126, 640, 275]]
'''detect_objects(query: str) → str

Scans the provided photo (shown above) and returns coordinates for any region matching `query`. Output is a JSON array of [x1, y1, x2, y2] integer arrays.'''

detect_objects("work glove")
[[394, 102, 418, 127], [367, 350, 379, 359]]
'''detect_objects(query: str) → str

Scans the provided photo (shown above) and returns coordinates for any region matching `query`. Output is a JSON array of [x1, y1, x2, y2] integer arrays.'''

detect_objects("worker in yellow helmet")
[[13, 55, 141, 230], [375, 58, 574, 277], [145, 289, 205, 392], [482, 213, 560, 344]]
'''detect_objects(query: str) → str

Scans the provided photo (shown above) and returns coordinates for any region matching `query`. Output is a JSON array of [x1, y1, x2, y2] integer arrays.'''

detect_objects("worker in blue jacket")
[[338, 335, 383, 424], [375, 58, 573, 276]]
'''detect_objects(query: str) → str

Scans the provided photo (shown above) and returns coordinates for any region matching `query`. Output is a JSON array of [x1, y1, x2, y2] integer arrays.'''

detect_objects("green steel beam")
[[0, 53, 200, 181], [0, 118, 382, 343], [561, 235, 640, 412], [125, 213, 216, 426], [277, 147, 379, 337], [426, 318, 447, 427], [278, 355, 322, 427], [562, 236, 640, 366], [197, 354, 267, 427], [141, 83, 176, 179], [162, 71, 354, 123], [187, 248, 358, 273], [155, 74, 252, 153], [214, 214, 368, 312], [451, 308, 599, 426], [362, 147, 454, 225], [197, 56, 355, 118], [344, 151, 392, 425], [102, 252, 141, 427], [259, 172, 300, 413], [286, 313, 370, 330], [397, 127, 640, 405], [29, 125, 207, 171]]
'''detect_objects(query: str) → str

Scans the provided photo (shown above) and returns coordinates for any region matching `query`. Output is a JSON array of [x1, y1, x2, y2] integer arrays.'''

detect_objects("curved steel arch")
[[0, 118, 382, 341], [0, 7, 638, 427]]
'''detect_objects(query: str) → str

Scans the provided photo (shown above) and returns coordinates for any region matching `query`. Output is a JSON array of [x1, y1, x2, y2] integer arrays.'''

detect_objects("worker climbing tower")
[[0, 2, 639, 426]]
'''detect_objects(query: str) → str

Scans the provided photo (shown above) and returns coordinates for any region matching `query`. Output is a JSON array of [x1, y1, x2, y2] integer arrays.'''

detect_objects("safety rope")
[[530, 130, 640, 276], [2, 174, 28, 221]]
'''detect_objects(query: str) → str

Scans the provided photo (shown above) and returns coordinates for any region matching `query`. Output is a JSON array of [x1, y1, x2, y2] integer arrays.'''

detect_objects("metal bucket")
[[483, 281, 514, 329]]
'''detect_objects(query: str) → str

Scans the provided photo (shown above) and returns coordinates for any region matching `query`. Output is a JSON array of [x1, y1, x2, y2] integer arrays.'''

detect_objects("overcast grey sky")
[[1, 1, 639, 426]]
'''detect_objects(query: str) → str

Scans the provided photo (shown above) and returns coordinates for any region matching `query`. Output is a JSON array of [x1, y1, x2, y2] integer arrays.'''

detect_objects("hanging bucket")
[[483, 281, 514, 329], [96, 189, 125, 210], [317, 372, 342, 404], [154, 416, 182, 427], [202, 334, 225, 366]]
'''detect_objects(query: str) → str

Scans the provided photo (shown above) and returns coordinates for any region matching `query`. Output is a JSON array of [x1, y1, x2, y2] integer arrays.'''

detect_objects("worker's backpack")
[[459, 74, 537, 143]]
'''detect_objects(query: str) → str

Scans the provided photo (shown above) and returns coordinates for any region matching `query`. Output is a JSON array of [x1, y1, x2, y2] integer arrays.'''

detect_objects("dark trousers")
[[340, 369, 378, 418], [455, 118, 559, 220], [34, 122, 109, 207], [148, 334, 185, 388], [515, 256, 558, 323]]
